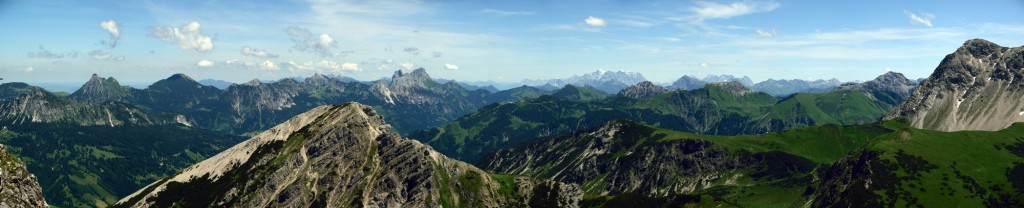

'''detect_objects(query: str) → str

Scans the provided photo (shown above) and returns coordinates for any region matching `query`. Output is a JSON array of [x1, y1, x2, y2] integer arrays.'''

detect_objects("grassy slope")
[[0, 124, 244, 208], [482, 119, 1024, 207], [853, 122, 1024, 207]]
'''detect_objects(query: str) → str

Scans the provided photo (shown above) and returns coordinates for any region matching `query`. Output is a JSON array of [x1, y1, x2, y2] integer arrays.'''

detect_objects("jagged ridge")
[[113, 102, 581, 208]]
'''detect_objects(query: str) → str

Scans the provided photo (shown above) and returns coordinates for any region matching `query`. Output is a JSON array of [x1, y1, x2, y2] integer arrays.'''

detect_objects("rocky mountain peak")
[[959, 38, 1003, 57], [393, 68, 432, 81], [884, 39, 1024, 131], [70, 74, 132, 104], [166, 73, 194, 81], [243, 79, 262, 86], [114, 102, 582, 207], [149, 73, 208, 91], [618, 81, 669, 99]]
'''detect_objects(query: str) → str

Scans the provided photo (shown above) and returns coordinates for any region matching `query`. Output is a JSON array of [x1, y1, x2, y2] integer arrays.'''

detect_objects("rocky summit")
[[617, 81, 669, 99], [885, 39, 1024, 131], [838, 71, 918, 106], [113, 102, 581, 208], [0, 144, 47, 208], [69, 74, 135, 104]]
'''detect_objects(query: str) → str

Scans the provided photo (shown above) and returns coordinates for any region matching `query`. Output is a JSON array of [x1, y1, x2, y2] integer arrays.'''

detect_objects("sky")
[[2, 0, 1024, 86]]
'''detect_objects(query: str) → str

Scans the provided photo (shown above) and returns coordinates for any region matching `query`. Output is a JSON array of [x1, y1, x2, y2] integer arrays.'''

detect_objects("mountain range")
[[522, 69, 648, 93], [0, 38, 1021, 207], [409, 71, 916, 162], [112, 103, 582, 207]]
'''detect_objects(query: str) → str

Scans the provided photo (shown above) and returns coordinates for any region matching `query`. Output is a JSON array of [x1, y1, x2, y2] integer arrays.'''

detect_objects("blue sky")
[[2, 0, 1024, 86]]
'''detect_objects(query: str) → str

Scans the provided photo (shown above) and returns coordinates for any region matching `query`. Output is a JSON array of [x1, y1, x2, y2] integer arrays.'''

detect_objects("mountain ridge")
[[884, 39, 1024, 131], [113, 102, 582, 207]]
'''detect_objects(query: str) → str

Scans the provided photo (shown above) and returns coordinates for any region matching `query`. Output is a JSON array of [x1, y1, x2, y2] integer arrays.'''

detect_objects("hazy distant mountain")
[[885, 39, 1024, 131], [702, 74, 754, 86], [485, 85, 552, 103], [197, 79, 234, 89], [668, 75, 705, 90], [435, 78, 501, 92], [113, 103, 582, 207], [751, 78, 843, 97], [523, 69, 648, 93]]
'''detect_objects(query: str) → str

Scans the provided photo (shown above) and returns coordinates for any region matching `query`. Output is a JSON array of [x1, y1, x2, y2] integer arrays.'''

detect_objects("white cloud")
[[400, 63, 415, 70], [617, 19, 655, 28], [700, 62, 709, 67], [690, 1, 780, 20], [241, 46, 279, 58], [283, 60, 362, 73], [285, 26, 342, 57], [756, 28, 777, 38], [89, 50, 112, 60], [481, 9, 534, 16], [585, 16, 608, 27], [261, 60, 279, 70], [342, 63, 360, 71], [27, 47, 72, 59], [151, 21, 214, 52], [904, 10, 934, 27], [319, 34, 335, 48], [885, 67, 893, 72], [403, 47, 421, 55], [23, 66, 33, 73], [99, 20, 120, 48], [444, 63, 459, 70], [197, 59, 215, 67]]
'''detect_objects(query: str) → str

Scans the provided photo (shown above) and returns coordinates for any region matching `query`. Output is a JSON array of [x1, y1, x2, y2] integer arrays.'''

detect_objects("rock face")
[[67, 69, 499, 134], [838, 71, 918, 106], [617, 81, 669, 99], [476, 120, 815, 197], [0, 144, 47, 208], [0, 85, 168, 126], [113, 102, 581, 208], [884, 39, 1024, 131], [70, 74, 135, 104]]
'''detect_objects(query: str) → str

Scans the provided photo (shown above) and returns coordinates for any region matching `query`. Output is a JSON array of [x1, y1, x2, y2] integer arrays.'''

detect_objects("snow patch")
[[1019, 111, 1024, 116]]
